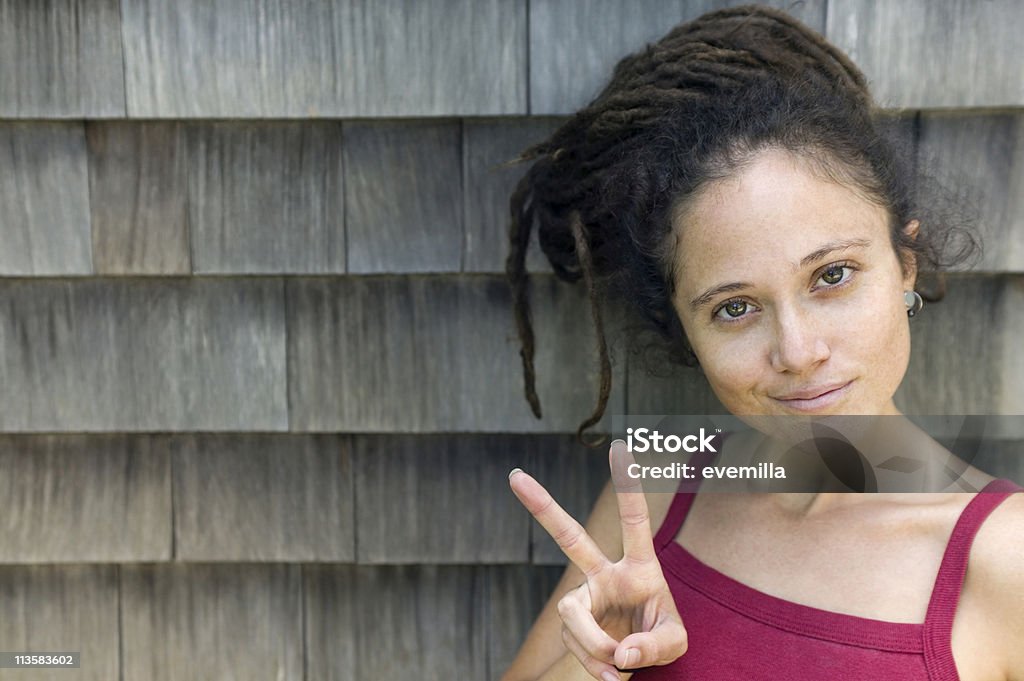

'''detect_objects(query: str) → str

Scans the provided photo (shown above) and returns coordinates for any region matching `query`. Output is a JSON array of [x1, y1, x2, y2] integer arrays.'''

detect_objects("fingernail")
[[625, 648, 640, 667], [611, 438, 626, 449], [601, 671, 619, 681], [508, 467, 523, 480]]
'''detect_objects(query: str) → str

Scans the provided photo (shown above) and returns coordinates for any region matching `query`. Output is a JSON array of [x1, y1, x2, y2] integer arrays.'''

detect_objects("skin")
[[502, 147, 1024, 681]]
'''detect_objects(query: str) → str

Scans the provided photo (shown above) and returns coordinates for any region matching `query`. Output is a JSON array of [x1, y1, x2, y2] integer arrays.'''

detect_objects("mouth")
[[770, 380, 854, 412]]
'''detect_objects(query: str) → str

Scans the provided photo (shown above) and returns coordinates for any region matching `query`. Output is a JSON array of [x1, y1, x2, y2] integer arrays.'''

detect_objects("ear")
[[900, 219, 920, 291], [902, 219, 920, 241]]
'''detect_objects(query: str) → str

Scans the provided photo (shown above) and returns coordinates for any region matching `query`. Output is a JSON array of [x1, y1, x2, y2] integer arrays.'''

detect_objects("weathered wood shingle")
[[0, 279, 287, 431], [917, 112, 1024, 273], [487, 565, 564, 680], [173, 434, 353, 561], [286, 275, 627, 432], [353, 434, 530, 564], [304, 565, 487, 680], [120, 0, 527, 117], [0, 435, 171, 563], [0, 565, 119, 680], [121, 564, 302, 681], [827, 0, 1024, 108], [188, 122, 346, 274], [0, 123, 92, 275], [344, 121, 462, 273], [897, 276, 1024, 415], [0, 0, 125, 117], [87, 122, 191, 275]]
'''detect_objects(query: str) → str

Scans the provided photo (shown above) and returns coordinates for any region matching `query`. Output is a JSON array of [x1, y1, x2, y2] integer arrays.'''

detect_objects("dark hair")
[[506, 4, 978, 448]]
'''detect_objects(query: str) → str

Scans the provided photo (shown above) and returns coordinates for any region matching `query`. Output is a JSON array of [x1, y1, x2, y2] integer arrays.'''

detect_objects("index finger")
[[609, 439, 656, 562], [508, 468, 610, 577]]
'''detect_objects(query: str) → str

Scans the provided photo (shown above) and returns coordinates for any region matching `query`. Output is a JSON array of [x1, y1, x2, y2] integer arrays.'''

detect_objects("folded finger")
[[509, 468, 609, 576], [556, 587, 619, 663], [562, 626, 622, 681]]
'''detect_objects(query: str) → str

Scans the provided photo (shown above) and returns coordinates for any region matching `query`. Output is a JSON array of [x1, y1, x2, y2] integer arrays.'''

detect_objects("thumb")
[[614, 618, 688, 669]]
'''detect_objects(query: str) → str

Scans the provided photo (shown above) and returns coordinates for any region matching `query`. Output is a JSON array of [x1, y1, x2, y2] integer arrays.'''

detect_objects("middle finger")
[[609, 439, 656, 563]]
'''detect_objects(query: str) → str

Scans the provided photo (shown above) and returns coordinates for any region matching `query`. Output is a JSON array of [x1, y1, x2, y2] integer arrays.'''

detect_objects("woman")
[[501, 5, 1023, 681]]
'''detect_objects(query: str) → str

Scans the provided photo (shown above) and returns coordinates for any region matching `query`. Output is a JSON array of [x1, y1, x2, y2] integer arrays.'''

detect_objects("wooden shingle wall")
[[0, 1, 1021, 679]]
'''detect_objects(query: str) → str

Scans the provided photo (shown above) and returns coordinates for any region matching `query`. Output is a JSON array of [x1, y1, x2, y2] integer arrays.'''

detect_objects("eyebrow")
[[688, 238, 872, 312]]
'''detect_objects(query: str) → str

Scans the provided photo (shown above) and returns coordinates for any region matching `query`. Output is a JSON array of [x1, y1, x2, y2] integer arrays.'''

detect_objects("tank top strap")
[[923, 478, 1023, 677], [653, 449, 718, 553]]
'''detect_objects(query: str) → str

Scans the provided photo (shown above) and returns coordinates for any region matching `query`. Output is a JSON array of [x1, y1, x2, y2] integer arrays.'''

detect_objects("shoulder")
[[969, 483, 1024, 578], [963, 487, 1024, 679], [970, 486, 1024, 586]]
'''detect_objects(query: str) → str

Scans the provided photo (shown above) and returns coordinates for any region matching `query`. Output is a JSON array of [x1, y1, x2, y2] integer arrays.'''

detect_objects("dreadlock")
[[506, 4, 977, 448]]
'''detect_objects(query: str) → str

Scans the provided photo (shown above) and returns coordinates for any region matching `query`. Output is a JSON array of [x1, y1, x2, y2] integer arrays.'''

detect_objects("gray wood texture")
[[0, 0, 124, 117], [121, 564, 302, 681], [87, 122, 190, 275], [529, 0, 826, 114], [918, 112, 1024, 273], [304, 564, 487, 680], [827, 0, 1024, 108], [0, 279, 287, 431], [463, 117, 566, 272], [487, 565, 564, 680], [0, 565, 119, 681], [0, 123, 92, 275], [897, 276, 1024, 415], [188, 122, 346, 274], [530, 436, 612, 564], [353, 434, 529, 563], [344, 121, 462, 273], [121, 0, 526, 117], [286, 275, 626, 432], [173, 434, 353, 561], [0, 435, 170, 563]]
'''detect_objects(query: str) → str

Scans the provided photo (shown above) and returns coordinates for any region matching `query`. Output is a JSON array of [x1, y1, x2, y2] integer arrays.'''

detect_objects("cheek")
[[864, 288, 912, 384], [842, 287, 899, 343], [828, 276, 913, 393], [687, 327, 765, 406]]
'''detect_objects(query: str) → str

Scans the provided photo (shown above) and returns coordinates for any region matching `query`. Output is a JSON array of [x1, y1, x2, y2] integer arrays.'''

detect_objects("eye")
[[815, 262, 855, 288], [713, 298, 756, 322]]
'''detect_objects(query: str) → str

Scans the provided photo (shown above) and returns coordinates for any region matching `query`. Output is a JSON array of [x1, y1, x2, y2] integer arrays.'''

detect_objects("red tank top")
[[633, 452, 1023, 680]]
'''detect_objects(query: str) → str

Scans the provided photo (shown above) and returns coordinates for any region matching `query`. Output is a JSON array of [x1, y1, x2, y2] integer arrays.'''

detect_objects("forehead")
[[671, 149, 891, 292]]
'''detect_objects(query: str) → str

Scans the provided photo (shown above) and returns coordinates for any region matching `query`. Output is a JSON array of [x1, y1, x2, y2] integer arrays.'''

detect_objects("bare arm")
[[966, 493, 1024, 681]]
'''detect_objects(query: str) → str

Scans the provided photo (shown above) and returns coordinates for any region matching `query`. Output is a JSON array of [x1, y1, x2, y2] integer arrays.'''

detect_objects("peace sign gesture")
[[508, 440, 688, 680]]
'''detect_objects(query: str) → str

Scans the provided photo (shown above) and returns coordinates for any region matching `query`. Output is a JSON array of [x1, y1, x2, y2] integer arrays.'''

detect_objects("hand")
[[508, 440, 688, 680]]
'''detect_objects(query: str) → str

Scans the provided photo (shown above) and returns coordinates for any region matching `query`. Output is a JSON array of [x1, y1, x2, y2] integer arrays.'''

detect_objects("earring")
[[904, 290, 923, 318]]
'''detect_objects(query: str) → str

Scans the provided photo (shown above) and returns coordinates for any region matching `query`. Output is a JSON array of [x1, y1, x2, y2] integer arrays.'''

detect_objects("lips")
[[770, 376, 856, 409], [773, 381, 853, 401]]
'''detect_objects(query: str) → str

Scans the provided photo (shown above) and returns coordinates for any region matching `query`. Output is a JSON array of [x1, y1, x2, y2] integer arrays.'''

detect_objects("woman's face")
[[670, 148, 917, 417]]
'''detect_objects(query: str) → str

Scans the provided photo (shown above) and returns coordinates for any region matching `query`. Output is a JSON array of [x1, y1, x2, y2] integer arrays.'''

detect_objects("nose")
[[768, 303, 831, 374]]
